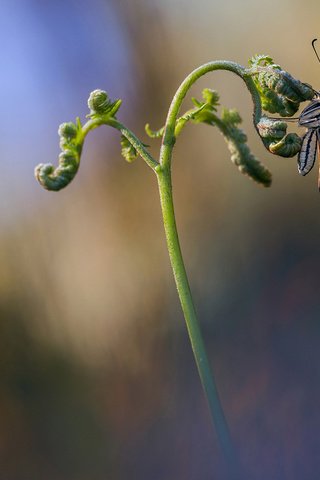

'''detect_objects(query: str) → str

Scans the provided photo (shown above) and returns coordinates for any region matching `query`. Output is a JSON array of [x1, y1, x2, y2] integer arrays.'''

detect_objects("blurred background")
[[1, 0, 320, 479]]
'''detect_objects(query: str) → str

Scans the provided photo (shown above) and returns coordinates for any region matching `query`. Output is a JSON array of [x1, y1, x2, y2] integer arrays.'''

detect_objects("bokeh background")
[[1, 0, 320, 479]]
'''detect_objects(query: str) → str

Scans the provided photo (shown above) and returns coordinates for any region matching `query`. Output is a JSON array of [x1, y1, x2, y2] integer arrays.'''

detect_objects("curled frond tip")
[[35, 149, 81, 191], [35, 119, 83, 191]]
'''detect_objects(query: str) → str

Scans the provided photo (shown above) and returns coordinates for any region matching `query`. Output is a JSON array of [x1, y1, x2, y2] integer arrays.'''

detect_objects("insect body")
[[297, 38, 320, 188], [298, 98, 320, 179]]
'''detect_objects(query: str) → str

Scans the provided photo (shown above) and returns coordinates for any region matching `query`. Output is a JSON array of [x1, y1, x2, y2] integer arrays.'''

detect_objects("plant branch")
[[83, 117, 159, 171], [108, 118, 159, 171], [160, 61, 262, 169]]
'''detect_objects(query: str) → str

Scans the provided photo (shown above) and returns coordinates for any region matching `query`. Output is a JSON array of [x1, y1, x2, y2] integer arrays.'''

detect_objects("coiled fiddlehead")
[[248, 54, 314, 116], [35, 90, 125, 191], [245, 55, 315, 163], [256, 116, 302, 157], [162, 88, 272, 186], [35, 119, 83, 191]]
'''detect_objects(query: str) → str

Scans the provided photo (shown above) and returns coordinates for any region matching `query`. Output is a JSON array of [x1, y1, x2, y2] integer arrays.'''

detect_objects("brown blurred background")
[[1, 0, 320, 479]]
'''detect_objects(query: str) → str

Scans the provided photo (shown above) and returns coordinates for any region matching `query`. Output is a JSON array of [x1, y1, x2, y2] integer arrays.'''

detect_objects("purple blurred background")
[[1, 0, 320, 479]]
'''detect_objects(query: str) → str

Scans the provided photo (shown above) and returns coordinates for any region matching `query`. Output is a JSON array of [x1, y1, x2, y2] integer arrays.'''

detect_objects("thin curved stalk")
[[156, 166, 240, 475], [160, 60, 262, 169], [154, 62, 262, 474]]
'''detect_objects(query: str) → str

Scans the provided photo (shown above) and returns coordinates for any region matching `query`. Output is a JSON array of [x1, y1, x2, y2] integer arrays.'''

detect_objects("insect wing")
[[317, 130, 320, 191], [298, 128, 318, 175], [299, 100, 320, 128]]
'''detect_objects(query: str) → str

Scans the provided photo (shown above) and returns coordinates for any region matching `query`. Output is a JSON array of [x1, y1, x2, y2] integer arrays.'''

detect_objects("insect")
[[298, 39, 320, 187]]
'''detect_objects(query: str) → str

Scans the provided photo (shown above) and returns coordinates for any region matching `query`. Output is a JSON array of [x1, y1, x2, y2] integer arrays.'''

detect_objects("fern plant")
[[35, 55, 315, 477]]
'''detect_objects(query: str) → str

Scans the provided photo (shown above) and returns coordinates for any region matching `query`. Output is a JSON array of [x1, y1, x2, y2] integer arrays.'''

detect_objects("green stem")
[[82, 117, 159, 171], [156, 166, 239, 473], [109, 119, 159, 171], [155, 61, 261, 474], [82, 62, 262, 472], [160, 60, 262, 168]]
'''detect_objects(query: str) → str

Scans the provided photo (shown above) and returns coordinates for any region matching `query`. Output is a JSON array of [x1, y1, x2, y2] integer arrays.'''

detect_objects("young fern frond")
[[34, 91, 158, 191], [183, 90, 272, 186], [248, 54, 314, 116], [35, 119, 84, 191], [34, 55, 317, 474], [35, 56, 315, 192], [215, 108, 272, 186], [257, 116, 302, 156]]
